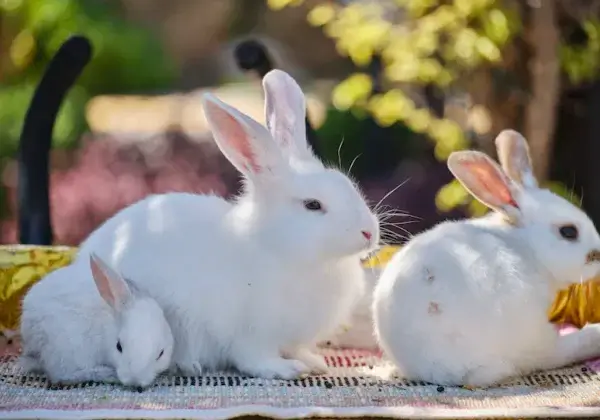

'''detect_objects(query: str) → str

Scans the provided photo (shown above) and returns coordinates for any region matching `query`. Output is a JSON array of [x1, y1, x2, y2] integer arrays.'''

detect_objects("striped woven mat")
[[2, 348, 600, 419]]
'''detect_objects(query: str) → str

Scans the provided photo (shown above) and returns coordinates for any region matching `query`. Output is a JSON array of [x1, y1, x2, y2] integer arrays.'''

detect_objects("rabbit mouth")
[[585, 250, 600, 264]]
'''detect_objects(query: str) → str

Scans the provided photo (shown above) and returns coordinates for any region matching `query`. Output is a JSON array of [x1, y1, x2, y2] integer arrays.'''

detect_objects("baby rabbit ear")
[[89, 253, 131, 311], [495, 130, 538, 189], [448, 151, 521, 219], [263, 70, 316, 163], [202, 93, 286, 180]]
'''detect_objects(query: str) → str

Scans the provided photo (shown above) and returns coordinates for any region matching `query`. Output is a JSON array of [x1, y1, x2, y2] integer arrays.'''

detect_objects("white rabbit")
[[373, 130, 600, 387], [320, 266, 380, 350], [20, 253, 174, 390], [74, 69, 380, 379]]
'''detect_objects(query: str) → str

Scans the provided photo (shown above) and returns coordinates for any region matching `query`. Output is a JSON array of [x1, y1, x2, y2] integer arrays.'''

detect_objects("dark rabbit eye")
[[303, 199, 323, 211], [157, 349, 164, 360], [559, 224, 579, 241], [116, 341, 123, 353]]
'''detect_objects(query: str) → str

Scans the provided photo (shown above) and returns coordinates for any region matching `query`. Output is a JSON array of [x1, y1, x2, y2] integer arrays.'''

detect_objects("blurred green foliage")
[[268, 0, 595, 214], [0, 0, 176, 157], [561, 19, 600, 84], [270, 0, 518, 162]]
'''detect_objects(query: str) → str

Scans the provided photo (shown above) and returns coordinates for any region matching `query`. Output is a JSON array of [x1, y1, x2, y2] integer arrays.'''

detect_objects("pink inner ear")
[[90, 258, 117, 308], [463, 161, 519, 209], [219, 111, 261, 174]]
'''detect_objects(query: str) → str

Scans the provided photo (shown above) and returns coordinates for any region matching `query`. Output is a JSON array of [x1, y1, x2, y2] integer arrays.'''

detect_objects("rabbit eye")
[[116, 341, 123, 353], [157, 349, 164, 360], [303, 199, 323, 212], [559, 224, 579, 241]]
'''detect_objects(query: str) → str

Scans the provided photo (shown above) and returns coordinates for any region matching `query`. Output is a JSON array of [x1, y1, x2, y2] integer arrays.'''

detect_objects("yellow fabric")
[[0, 245, 599, 332], [0, 246, 77, 331]]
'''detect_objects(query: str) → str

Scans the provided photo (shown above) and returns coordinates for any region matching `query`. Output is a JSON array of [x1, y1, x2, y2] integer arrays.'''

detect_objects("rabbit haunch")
[[374, 129, 600, 387], [20, 254, 174, 388], [75, 69, 380, 380]]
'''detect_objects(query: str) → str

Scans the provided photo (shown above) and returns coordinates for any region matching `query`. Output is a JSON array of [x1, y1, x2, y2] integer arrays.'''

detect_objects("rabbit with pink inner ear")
[[74, 70, 380, 379], [374, 130, 600, 387], [19, 254, 174, 390]]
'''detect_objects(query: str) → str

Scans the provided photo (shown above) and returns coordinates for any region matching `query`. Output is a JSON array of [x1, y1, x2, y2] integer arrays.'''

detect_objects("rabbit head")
[[448, 130, 600, 288], [90, 253, 173, 388], [201, 70, 379, 261]]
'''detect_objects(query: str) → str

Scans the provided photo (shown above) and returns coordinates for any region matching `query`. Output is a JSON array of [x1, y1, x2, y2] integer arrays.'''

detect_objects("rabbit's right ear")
[[263, 70, 316, 163], [90, 253, 131, 311], [495, 130, 538, 189], [202, 93, 287, 181], [448, 151, 521, 220]]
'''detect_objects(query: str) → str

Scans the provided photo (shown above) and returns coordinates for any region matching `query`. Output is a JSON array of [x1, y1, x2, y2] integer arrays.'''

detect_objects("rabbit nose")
[[362, 231, 372, 241]]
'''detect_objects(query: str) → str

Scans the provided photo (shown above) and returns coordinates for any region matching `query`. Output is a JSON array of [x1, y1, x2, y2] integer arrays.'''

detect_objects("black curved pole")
[[233, 39, 320, 156], [18, 35, 93, 245]]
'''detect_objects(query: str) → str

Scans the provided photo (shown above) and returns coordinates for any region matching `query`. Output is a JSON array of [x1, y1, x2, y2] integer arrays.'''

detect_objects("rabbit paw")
[[238, 357, 310, 380], [286, 348, 328, 375], [175, 361, 204, 377]]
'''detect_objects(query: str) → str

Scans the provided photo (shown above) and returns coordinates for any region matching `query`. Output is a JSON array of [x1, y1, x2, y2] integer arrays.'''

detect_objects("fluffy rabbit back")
[[374, 130, 600, 387], [21, 263, 115, 382], [374, 221, 555, 385]]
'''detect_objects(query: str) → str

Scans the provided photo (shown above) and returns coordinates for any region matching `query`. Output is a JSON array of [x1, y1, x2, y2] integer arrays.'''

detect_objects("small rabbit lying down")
[[74, 70, 380, 380], [20, 254, 174, 390], [374, 130, 600, 387]]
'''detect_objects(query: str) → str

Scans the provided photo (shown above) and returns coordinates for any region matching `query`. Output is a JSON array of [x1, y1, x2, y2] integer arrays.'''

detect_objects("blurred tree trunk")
[[467, 0, 560, 184], [583, 82, 600, 225], [466, 40, 529, 157], [523, 0, 561, 182]]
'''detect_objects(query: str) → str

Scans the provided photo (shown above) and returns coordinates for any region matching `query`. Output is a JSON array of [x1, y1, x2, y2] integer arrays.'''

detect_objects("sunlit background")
[[1, 0, 599, 245]]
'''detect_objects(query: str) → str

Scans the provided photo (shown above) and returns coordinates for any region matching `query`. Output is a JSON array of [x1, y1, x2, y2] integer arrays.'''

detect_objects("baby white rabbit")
[[74, 70, 380, 379], [20, 253, 174, 390], [374, 130, 600, 387]]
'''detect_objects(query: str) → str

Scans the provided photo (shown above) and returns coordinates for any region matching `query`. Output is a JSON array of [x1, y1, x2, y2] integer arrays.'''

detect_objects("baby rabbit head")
[[202, 70, 379, 261], [448, 130, 600, 287], [90, 253, 174, 388]]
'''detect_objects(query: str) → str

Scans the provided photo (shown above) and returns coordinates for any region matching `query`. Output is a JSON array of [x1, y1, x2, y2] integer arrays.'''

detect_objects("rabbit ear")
[[495, 130, 538, 189], [448, 151, 522, 219], [202, 93, 287, 180], [89, 253, 131, 311], [263, 70, 315, 162]]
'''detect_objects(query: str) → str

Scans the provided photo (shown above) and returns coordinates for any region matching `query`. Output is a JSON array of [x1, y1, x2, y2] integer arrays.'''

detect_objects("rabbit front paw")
[[175, 360, 204, 377], [285, 347, 328, 375], [550, 323, 600, 367], [237, 356, 310, 380]]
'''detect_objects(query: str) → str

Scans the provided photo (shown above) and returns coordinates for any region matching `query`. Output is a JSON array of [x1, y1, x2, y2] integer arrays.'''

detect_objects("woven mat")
[[2, 349, 600, 420]]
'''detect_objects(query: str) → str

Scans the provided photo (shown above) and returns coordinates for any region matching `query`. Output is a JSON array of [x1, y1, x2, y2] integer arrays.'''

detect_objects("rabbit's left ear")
[[263, 70, 316, 163], [202, 93, 288, 182], [448, 151, 522, 221], [90, 253, 131, 312]]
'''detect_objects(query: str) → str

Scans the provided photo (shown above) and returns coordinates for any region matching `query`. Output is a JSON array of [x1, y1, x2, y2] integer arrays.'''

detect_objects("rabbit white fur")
[[374, 130, 600, 387], [74, 70, 380, 379], [20, 254, 174, 389], [320, 267, 380, 350]]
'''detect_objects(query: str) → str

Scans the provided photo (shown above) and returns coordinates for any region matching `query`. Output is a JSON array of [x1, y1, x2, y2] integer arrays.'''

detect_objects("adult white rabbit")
[[374, 130, 600, 387], [75, 70, 380, 379], [20, 254, 174, 390]]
